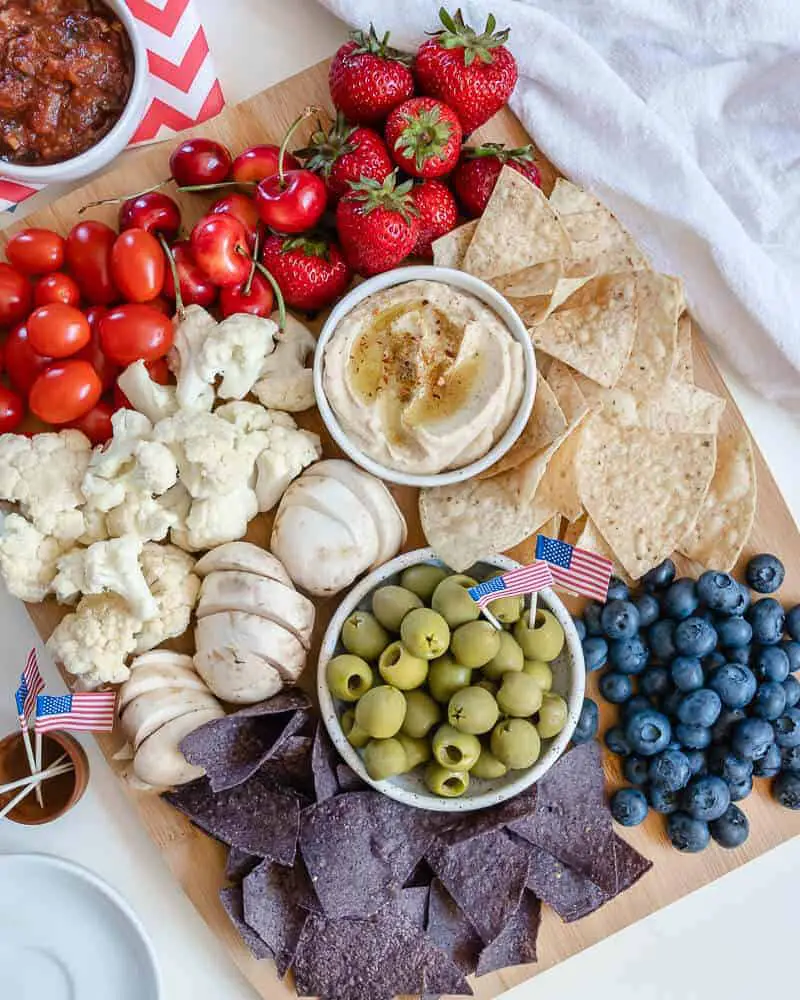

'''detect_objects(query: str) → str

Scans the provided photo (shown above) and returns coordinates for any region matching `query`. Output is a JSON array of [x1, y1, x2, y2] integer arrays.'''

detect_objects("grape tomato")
[[29, 360, 102, 424], [111, 228, 166, 303], [27, 304, 91, 358], [65, 220, 118, 305], [99, 304, 174, 365], [33, 272, 81, 308], [0, 385, 24, 433], [0, 263, 33, 328], [6, 228, 65, 276], [4, 323, 53, 395]]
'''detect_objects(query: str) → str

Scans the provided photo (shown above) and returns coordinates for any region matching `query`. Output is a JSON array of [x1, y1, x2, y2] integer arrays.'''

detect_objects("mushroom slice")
[[281, 476, 379, 565], [119, 663, 211, 711], [193, 648, 284, 705], [133, 707, 225, 789], [195, 610, 307, 680], [130, 651, 196, 672], [121, 688, 222, 750], [193, 542, 294, 589], [196, 571, 315, 647]]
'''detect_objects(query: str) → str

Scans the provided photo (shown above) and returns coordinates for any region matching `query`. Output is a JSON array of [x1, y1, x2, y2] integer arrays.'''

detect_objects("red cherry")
[[162, 240, 217, 308], [170, 138, 232, 187], [232, 144, 298, 183], [210, 193, 260, 250], [189, 215, 251, 288], [119, 192, 181, 241], [255, 170, 327, 234], [218, 271, 275, 319]]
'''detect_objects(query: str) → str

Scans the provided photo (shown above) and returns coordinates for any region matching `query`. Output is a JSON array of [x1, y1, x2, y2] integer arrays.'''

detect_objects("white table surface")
[[1, 2, 798, 999]]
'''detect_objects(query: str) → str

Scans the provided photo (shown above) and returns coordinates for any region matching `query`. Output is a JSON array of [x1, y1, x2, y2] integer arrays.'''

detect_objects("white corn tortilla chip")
[[673, 313, 694, 383], [493, 260, 562, 298], [619, 273, 684, 392], [432, 220, 479, 269], [679, 427, 757, 571], [545, 359, 590, 423], [578, 416, 717, 578], [574, 378, 725, 436], [463, 167, 570, 280], [549, 179, 604, 215], [575, 517, 632, 584], [536, 422, 587, 522]]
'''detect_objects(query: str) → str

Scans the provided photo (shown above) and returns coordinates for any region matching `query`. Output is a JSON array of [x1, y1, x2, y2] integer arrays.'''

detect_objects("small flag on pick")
[[535, 534, 613, 602], [34, 692, 117, 735], [468, 562, 554, 610], [15, 648, 45, 726]]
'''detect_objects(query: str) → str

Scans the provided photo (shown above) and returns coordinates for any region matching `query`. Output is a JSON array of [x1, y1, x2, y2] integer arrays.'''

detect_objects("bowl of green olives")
[[318, 548, 586, 812]]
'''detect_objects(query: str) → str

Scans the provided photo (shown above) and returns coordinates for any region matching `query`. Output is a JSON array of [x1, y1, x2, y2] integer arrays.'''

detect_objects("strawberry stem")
[[79, 177, 171, 213], [158, 234, 184, 319], [433, 6, 510, 65], [278, 106, 323, 186]]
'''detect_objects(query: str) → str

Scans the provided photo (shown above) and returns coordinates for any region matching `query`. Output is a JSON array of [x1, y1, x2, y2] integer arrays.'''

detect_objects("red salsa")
[[0, 0, 133, 165]]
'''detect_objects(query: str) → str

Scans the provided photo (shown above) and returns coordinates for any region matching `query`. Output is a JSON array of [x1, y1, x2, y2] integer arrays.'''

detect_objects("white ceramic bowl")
[[317, 548, 586, 813], [313, 265, 536, 488], [0, 0, 149, 185]]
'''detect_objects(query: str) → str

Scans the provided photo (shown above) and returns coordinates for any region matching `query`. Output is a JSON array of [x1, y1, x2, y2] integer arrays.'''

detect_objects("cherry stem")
[[243, 229, 260, 296], [159, 234, 185, 319], [177, 181, 257, 193], [278, 105, 324, 186], [254, 261, 286, 332], [79, 177, 171, 213]]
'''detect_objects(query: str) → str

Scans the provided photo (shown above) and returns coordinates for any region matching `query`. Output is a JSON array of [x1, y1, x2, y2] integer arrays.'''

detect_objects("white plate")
[[0, 854, 160, 1000]]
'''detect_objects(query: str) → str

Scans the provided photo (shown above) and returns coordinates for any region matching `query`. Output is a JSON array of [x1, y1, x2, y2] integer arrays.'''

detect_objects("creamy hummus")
[[323, 280, 525, 475]]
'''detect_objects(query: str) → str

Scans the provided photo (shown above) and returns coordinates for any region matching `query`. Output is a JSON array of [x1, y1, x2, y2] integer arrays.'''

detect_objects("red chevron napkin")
[[0, 0, 225, 212]]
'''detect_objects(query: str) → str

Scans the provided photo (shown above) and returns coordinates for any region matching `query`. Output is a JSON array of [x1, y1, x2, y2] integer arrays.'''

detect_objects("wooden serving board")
[[6, 60, 800, 1000]]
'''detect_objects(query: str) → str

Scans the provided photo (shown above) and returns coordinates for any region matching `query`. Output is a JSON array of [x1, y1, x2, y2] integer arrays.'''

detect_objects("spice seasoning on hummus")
[[323, 280, 525, 475]]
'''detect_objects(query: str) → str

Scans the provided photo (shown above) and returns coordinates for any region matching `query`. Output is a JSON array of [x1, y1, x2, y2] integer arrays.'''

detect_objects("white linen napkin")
[[317, 0, 800, 414]]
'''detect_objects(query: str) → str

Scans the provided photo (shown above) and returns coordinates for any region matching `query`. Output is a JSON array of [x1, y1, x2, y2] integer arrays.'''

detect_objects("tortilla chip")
[[243, 859, 319, 975], [618, 272, 683, 392], [492, 260, 562, 298], [397, 885, 430, 930], [549, 179, 605, 215], [310, 721, 339, 804], [679, 427, 757, 571], [531, 273, 638, 387], [426, 879, 483, 974], [576, 379, 726, 435], [335, 762, 366, 793], [225, 848, 261, 883], [439, 784, 539, 847], [539, 514, 563, 540], [673, 313, 695, 382], [545, 359, 589, 423], [578, 416, 717, 578], [575, 517, 632, 584], [536, 430, 585, 522], [475, 891, 541, 976], [432, 220, 479, 269], [463, 167, 570, 280], [219, 885, 274, 960]]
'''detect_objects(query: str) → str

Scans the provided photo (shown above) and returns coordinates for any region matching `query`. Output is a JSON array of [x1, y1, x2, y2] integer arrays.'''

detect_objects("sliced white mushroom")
[[129, 651, 196, 672], [193, 542, 294, 589], [194, 610, 306, 680], [193, 647, 284, 704], [119, 663, 211, 711], [121, 688, 222, 750], [133, 707, 225, 789], [281, 477, 379, 562], [196, 571, 315, 647]]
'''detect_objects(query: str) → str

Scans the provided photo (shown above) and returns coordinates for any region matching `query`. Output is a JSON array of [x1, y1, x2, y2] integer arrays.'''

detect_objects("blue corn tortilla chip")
[[219, 884, 273, 961], [163, 774, 300, 864], [225, 847, 261, 883], [437, 783, 539, 845], [259, 734, 314, 797], [336, 762, 366, 793], [608, 833, 652, 895], [229, 689, 311, 718], [311, 722, 339, 803], [426, 878, 482, 975], [395, 885, 430, 929], [243, 859, 319, 977], [427, 829, 531, 945], [475, 890, 541, 976]]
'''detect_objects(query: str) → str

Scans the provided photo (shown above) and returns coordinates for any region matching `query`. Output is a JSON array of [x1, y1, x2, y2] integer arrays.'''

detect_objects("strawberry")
[[295, 112, 393, 203], [414, 8, 518, 134], [411, 179, 458, 258], [336, 171, 420, 276], [329, 25, 415, 126], [384, 97, 463, 179], [452, 143, 541, 217], [261, 233, 352, 312]]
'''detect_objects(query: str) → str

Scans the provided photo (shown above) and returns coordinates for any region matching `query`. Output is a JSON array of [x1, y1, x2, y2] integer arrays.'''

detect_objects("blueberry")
[[604, 726, 631, 756], [753, 646, 790, 683], [572, 616, 587, 642], [707, 747, 752, 784], [703, 651, 727, 673], [683, 775, 731, 821], [747, 598, 786, 645], [599, 672, 633, 704], [608, 636, 649, 674], [675, 723, 712, 749], [773, 771, 800, 809], [707, 663, 757, 709], [712, 708, 746, 743], [670, 656, 704, 693], [634, 593, 661, 629], [781, 640, 800, 674], [684, 749, 707, 775], [731, 717, 775, 760], [752, 742, 782, 778], [727, 647, 752, 666], [780, 745, 800, 774], [695, 607, 716, 625], [572, 697, 600, 744], [649, 619, 677, 662], [623, 695, 654, 722], [623, 755, 649, 786], [625, 709, 672, 756], [663, 578, 699, 620], [642, 558, 675, 592], [727, 774, 753, 801], [648, 784, 680, 814], [709, 804, 749, 849], [677, 689, 722, 728], [648, 749, 691, 792], [745, 553, 785, 595], [601, 600, 640, 640], [727, 584, 751, 618], [606, 577, 630, 602], [667, 811, 710, 852], [787, 605, 800, 642], [697, 571, 741, 614], [660, 689, 684, 718], [752, 681, 787, 721], [582, 636, 608, 672], [610, 787, 648, 826], [583, 601, 604, 636], [773, 708, 800, 748], [640, 667, 671, 699], [715, 616, 752, 649], [782, 675, 800, 709]]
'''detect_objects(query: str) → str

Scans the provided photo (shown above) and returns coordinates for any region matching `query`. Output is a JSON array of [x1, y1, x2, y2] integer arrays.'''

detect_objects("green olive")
[[471, 746, 508, 780], [522, 659, 553, 691], [400, 564, 448, 601], [484, 571, 524, 624], [425, 762, 470, 798], [450, 620, 502, 668], [396, 733, 431, 770], [431, 575, 480, 628], [400, 608, 451, 660], [514, 609, 565, 662], [482, 631, 525, 680], [490, 718, 541, 769], [537, 692, 569, 739], [427, 656, 472, 704], [363, 738, 408, 780], [432, 724, 481, 771], [326, 654, 374, 702], [354, 685, 407, 739], [496, 672, 544, 717], [401, 689, 441, 739], [378, 641, 428, 690], [342, 709, 370, 748], [341, 611, 390, 661], [448, 686, 500, 735], [476, 679, 498, 697], [371, 585, 423, 632]]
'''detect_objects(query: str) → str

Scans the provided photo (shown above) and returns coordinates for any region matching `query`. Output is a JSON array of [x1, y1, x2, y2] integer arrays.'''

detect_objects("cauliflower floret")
[[172, 487, 258, 552], [0, 513, 71, 602], [215, 401, 295, 473], [133, 441, 178, 495], [48, 593, 141, 687], [79, 505, 110, 545], [134, 543, 200, 653], [117, 361, 178, 423], [252, 311, 316, 412], [254, 426, 322, 512], [199, 313, 277, 400], [106, 492, 179, 542], [154, 410, 252, 500], [52, 536, 159, 620], [168, 305, 218, 412], [82, 411, 154, 511]]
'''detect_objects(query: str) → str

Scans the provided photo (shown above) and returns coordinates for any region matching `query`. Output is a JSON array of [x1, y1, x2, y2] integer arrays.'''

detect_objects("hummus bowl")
[[314, 266, 536, 488], [318, 548, 586, 813]]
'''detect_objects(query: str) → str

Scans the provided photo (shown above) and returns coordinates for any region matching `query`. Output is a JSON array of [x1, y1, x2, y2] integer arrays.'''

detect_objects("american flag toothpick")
[[535, 534, 613, 603], [468, 562, 554, 630], [14, 649, 45, 807], [34, 692, 117, 736]]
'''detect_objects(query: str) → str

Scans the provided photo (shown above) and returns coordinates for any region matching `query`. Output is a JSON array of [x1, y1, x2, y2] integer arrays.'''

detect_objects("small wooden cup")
[[0, 730, 89, 825]]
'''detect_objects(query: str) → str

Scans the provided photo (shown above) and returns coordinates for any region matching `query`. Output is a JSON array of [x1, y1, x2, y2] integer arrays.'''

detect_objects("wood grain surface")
[[6, 60, 800, 1000]]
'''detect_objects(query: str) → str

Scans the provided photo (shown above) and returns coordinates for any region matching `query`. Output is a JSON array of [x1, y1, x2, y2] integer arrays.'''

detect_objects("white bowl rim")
[[0, 0, 149, 184], [317, 547, 586, 813], [312, 265, 536, 489]]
